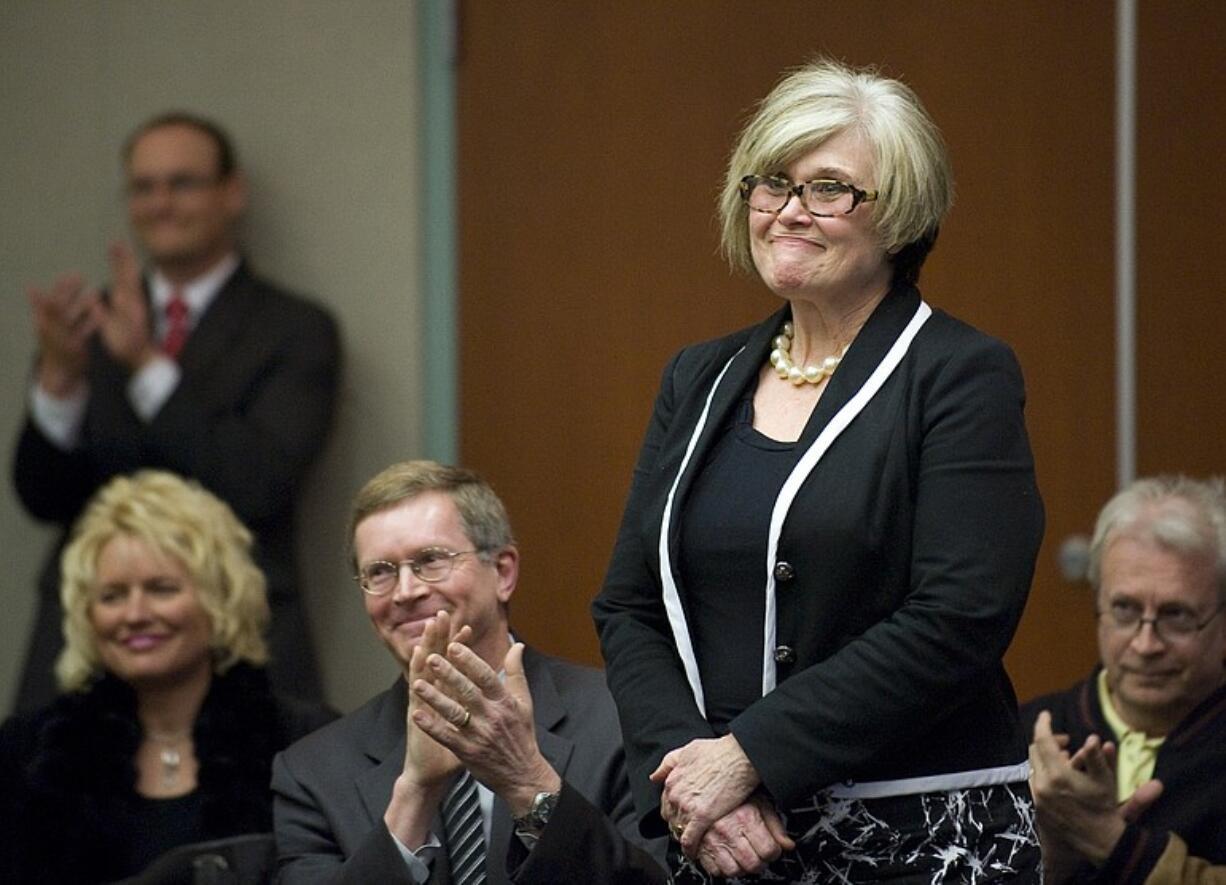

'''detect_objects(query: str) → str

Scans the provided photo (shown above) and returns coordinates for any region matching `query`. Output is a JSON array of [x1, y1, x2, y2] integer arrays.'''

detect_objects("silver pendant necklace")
[[146, 731, 190, 788]]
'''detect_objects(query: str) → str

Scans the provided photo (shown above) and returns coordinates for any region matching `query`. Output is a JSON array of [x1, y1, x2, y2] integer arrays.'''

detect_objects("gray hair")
[[1088, 475, 1226, 604]]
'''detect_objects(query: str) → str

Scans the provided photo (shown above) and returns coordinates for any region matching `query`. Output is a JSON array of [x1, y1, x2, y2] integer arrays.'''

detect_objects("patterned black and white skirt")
[[668, 781, 1042, 884]]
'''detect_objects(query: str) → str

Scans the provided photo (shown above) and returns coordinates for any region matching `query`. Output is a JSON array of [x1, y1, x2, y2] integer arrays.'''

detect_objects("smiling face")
[[748, 129, 891, 305], [1097, 534, 1226, 734], [125, 123, 246, 279], [354, 491, 518, 675], [88, 534, 214, 690]]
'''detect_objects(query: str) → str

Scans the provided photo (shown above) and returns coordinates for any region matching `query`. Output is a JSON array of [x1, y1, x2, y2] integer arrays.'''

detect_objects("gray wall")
[[0, 0, 426, 713]]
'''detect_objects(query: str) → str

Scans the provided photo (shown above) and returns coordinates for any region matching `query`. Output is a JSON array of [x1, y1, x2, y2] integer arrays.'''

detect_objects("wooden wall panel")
[[457, 1, 1121, 702], [1136, 2, 1226, 478]]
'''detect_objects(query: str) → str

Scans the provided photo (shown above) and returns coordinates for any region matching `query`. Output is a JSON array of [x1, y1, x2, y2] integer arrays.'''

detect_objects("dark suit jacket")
[[12, 261, 340, 707], [271, 646, 667, 884], [594, 284, 1045, 832]]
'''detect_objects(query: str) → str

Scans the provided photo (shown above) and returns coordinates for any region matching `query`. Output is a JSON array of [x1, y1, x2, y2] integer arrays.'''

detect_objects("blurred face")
[[125, 123, 245, 276], [1097, 534, 1226, 734], [354, 491, 517, 674], [89, 534, 214, 689], [748, 129, 890, 303]]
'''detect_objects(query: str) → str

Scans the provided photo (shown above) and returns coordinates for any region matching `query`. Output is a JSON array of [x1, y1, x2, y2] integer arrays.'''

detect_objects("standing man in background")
[[11, 111, 340, 709]]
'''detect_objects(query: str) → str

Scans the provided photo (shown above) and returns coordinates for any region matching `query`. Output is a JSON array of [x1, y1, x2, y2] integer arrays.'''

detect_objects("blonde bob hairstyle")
[[56, 470, 269, 692], [1087, 475, 1226, 605], [719, 57, 954, 285]]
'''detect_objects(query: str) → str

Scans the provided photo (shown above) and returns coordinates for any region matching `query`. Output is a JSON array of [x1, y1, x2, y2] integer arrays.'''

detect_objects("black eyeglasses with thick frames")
[[355, 548, 484, 596], [1096, 599, 1226, 643], [739, 174, 879, 218]]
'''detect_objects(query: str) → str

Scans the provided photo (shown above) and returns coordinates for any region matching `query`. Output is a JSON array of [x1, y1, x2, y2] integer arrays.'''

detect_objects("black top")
[[120, 793, 206, 876], [679, 396, 802, 729], [0, 664, 336, 883]]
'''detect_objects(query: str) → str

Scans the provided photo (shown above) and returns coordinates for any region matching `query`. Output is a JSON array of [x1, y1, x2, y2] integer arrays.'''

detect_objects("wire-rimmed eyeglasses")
[[125, 173, 225, 200], [739, 174, 879, 217], [1096, 600, 1225, 643], [355, 548, 483, 596]]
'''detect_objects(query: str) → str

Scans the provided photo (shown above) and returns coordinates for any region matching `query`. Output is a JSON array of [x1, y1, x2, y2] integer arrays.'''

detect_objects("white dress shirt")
[[29, 253, 239, 449]]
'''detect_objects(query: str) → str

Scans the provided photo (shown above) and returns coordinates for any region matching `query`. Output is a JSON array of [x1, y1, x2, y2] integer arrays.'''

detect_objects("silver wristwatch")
[[513, 790, 559, 838]]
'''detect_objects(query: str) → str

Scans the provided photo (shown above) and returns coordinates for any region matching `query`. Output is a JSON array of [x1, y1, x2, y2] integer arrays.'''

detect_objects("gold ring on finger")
[[457, 708, 471, 728]]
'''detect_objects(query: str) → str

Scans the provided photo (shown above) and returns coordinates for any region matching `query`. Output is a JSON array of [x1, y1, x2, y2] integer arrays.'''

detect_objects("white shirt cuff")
[[389, 829, 440, 883], [127, 355, 181, 421], [30, 381, 89, 451]]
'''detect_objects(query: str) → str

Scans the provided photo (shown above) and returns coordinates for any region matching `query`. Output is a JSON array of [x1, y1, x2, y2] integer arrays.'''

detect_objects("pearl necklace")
[[769, 322, 848, 386]]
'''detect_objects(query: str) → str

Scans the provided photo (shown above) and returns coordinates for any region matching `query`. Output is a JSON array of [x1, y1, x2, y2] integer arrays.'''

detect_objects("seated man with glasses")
[[1021, 475, 1226, 884], [271, 460, 666, 884]]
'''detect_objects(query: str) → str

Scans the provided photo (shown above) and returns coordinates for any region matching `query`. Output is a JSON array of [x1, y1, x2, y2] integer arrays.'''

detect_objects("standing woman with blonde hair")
[[0, 470, 334, 883], [595, 57, 1044, 882]]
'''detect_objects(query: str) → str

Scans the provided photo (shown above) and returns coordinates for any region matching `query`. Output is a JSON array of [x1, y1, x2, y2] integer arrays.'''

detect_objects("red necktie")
[[162, 292, 190, 359]]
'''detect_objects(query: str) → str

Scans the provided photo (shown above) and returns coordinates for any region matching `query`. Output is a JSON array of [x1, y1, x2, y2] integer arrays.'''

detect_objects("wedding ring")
[[457, 708, 472, 728], [670, 821, 684, 840]]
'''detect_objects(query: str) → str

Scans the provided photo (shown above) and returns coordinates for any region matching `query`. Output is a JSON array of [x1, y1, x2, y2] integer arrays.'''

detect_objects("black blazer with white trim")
[[593, 284, 1045, 832]]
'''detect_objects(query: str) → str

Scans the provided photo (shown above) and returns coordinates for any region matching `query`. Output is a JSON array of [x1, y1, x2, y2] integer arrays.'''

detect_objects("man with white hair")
[[1022, 475, 1226, 883]]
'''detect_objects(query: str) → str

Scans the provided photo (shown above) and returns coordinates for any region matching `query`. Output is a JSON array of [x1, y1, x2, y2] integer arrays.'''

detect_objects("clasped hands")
[[27, 242, 158, 394], [652, 734, 794, 877]]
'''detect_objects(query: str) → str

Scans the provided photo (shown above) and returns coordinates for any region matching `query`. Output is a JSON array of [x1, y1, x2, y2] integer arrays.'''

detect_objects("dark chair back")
[[115, 833, 276, 885]]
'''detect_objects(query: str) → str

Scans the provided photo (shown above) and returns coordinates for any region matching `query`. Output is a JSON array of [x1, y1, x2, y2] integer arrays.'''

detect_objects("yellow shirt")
[[1098, 669, 1166, 803]]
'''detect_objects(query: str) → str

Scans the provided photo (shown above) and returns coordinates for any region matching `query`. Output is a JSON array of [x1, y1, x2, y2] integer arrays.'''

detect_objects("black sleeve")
[[13, 415, 98, 524], [592, 348, 720, 834], [508, 781, 668, 885]]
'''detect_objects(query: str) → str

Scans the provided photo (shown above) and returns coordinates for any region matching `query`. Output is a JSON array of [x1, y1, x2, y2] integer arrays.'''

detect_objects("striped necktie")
[[442, 771, 487, 885]]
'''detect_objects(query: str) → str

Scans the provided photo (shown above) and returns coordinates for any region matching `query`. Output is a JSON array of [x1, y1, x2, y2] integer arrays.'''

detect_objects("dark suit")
[[272, 646, 667, 884], [12, 261, 340, 708], [594, 284, 1044, 833]]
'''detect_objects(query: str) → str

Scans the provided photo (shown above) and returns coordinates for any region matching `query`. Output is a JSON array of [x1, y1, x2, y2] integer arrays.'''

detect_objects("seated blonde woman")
[[0, 470, 335, 883]]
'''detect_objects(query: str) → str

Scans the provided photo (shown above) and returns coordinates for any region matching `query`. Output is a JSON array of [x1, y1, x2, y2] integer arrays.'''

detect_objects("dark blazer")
[[593, 284, 1045, 832], [0, 665, 336, 884], [272, 646, 667, 884], [1020, 671, 1226, 883], [12, 261, 340, 708]]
